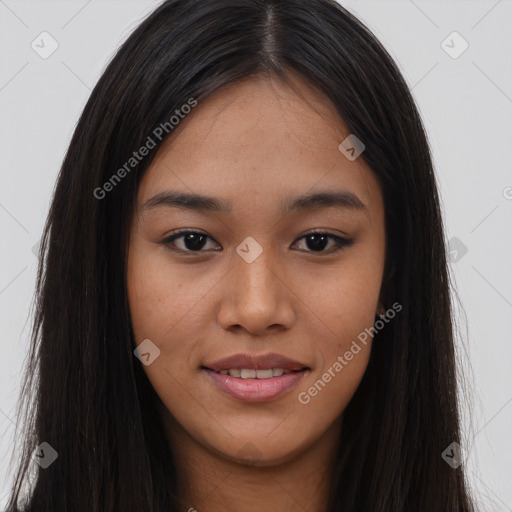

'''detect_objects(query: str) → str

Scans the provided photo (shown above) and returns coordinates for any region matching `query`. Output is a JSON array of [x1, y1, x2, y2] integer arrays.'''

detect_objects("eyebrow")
[[141, 190, 367, 215]]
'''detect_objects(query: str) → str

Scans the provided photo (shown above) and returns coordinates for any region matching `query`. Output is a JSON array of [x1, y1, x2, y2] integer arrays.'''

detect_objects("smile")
[[202, 367, 309, 402], [214, 368, 297, 378]]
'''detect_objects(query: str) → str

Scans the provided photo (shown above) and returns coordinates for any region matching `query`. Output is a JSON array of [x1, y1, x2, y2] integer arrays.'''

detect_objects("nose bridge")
[[234, 241, 280, 308], [218, 238, 294, 333]]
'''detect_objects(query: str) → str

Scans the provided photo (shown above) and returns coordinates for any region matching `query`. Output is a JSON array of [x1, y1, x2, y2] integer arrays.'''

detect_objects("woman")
[[4, 0, 475, 510]]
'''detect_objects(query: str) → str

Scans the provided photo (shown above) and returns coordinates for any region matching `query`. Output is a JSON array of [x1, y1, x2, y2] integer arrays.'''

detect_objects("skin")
[[127, 73, 386, 512]]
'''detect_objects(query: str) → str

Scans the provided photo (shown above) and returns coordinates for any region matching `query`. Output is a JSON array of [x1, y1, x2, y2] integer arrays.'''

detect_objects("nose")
[[217, 246, 296, 336]]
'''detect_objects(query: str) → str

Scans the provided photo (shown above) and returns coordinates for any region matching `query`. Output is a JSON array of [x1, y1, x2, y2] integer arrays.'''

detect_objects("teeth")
[[217, 368, 290, 379], [255, 369, 273, 379]]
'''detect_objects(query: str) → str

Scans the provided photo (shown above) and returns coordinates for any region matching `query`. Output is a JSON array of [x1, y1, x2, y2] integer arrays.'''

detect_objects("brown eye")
[[160, 230, 354, 255], [293, 232, 354, 254], [161, 230, 221, 253]]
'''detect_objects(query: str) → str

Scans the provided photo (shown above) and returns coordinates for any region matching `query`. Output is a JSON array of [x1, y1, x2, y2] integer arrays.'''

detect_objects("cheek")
[[293, 272, 377, 429], [126, 247, 204, 401], [295, 342, 371, 443], [290, 255, 381, 416], [127, 244, 206, 343], [293, 257, 383, 345], [127, 242, 225, 397]]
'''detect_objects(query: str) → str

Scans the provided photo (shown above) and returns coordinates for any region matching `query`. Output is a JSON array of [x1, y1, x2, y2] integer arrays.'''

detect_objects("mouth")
[[201, 365, 310, 402], [201, 352, 311, 402], [202, 367, 308, 378]]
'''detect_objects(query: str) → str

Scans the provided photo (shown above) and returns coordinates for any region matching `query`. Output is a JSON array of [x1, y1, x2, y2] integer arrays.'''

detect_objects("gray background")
[[1, 0, 511, 509]]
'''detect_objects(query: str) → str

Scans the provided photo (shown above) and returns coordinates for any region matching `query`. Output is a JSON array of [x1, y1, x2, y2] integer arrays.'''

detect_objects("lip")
[[201, 352, 310, 403], [203, 367, 309, 402], [203, 352, 309, 372]]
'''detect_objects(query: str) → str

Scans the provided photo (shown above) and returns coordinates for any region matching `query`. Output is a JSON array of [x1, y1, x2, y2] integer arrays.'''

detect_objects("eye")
[[292, 231, 354, 254], [161, 229, 221, 253], [161, 229, 354, 255]]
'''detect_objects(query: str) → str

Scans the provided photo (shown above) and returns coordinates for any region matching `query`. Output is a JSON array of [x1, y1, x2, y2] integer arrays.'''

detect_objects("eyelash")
[[160, 229, 354, 255]]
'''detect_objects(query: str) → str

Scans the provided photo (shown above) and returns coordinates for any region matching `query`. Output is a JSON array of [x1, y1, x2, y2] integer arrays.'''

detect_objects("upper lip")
[[203, 353, 309, 372]]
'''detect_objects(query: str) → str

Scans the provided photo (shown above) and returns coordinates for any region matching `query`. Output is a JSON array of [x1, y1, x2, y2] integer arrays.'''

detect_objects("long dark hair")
[[5, 0, 475, 510]]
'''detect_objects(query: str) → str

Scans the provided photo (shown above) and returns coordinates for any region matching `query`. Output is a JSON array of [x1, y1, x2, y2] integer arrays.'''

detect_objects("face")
[[127, 74, 386, 466]]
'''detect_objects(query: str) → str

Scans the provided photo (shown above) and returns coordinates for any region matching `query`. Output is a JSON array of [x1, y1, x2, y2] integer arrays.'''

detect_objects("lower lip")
[[203, 369, 308, 402]]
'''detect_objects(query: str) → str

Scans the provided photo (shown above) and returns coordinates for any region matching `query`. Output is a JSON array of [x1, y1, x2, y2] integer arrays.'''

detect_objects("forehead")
[[137, 74, 381, 215], [161, 74, 346, 157]]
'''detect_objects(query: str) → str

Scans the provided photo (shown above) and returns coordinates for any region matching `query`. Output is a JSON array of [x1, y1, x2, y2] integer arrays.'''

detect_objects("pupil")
[[306, 234, 328, 251], [184, 233, 207, 251]]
